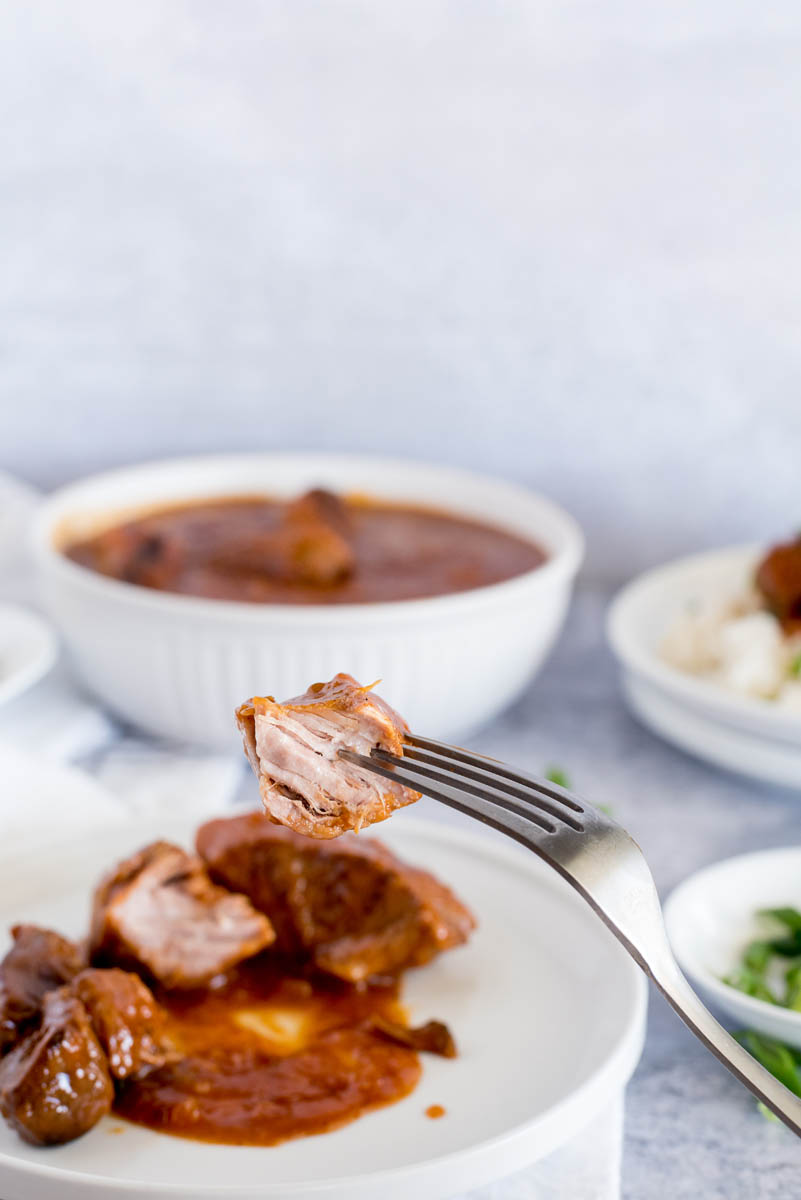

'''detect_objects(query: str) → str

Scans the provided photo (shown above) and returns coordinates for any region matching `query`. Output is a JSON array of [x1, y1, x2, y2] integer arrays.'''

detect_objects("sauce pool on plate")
[[63, 490, 546, 605], [115, 957, 421, 1146]]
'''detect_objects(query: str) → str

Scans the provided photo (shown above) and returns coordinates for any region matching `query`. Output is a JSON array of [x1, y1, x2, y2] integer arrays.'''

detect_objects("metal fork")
[[339, 733, 801, 1136]]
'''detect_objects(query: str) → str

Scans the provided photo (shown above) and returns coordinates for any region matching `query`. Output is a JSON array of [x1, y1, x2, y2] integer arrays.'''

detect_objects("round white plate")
[[607, 545, 801, 788], [0, 816, 645, 1200], [0, 604, 57, 707], [665, 846, 801, 1048]]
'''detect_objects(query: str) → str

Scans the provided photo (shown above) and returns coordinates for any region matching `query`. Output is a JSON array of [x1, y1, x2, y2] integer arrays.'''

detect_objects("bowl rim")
[[0, 603, 58, 706], [32, 452, 584, 625], [664, 845, 801, 1034], [606, 543, 801, 739]]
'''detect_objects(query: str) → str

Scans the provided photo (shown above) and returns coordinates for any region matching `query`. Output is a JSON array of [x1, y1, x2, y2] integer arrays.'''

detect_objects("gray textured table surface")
[[414, 585, 801, 1198]]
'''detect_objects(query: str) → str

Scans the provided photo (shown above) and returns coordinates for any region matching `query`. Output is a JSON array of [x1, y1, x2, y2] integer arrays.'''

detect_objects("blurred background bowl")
[[607, 546, 801, 789], [665, 846, 801, 1049], [33, 453, 583, 748]]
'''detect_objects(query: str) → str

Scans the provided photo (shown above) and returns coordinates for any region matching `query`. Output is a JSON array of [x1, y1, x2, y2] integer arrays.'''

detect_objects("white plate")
[[0, 604, 57, 707], [665, 846, 801, 1048], [607, 546, 801, 788], [0, 816, 645, 1200]]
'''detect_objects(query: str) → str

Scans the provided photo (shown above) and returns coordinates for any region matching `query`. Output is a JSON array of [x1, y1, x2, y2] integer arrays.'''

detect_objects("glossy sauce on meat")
[[63, 494, 546, 604], [114, 956, 421, 1145]]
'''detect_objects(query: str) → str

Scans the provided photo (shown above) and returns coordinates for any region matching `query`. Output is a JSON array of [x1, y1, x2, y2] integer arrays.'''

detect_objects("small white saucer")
[[665, 846, 801, 1048]]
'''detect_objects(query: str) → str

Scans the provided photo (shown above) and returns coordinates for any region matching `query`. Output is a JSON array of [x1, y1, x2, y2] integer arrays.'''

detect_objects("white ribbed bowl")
[[33, 454, 583, 749]]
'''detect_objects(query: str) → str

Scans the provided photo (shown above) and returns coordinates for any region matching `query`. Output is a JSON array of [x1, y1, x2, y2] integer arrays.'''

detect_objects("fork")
[[339, 734, 801, 1136]]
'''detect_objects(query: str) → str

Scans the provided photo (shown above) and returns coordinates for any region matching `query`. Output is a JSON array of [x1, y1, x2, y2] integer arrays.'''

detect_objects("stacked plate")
[[607, 546, 801, 789]]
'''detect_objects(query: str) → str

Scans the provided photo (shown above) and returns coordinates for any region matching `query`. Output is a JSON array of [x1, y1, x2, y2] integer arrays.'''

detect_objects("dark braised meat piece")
[[211, 489, 355, 586], [197, 813, 475, 983], [236, 674, 421, 838], [74, 968, 174, 1080], [74, 522, 187, 590], [0, 986, 113, 1145], [0, 925, 85, 1053], [369, 1015, 457, 1058], [89, 841, 275, 989], [756, 537, 801, 630]]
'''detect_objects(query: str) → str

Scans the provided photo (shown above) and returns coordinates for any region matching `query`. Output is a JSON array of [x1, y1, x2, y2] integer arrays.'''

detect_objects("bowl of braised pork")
[[32, 453, 583, 746]]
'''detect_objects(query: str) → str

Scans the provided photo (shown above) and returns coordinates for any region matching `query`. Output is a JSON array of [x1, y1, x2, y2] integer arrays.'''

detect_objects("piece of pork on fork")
[[236, 674, 421, 838]]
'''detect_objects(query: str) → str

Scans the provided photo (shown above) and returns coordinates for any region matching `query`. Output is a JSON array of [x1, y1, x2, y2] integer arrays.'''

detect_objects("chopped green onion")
[[743, 940, 773, 973], [722, 969, 780, 1005], [544, 766, 570, 788], [767, 934, 801, 957], [722, 907, 801, 1010], [760, 907, 801, 934], [735, 1031, 801, 1097], [790, 653, 801, 679], [785, 965, 801, 1011]]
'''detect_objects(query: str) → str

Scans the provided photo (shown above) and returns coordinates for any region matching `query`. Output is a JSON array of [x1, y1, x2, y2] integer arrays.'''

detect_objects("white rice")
[[661, 587, 801, 710]]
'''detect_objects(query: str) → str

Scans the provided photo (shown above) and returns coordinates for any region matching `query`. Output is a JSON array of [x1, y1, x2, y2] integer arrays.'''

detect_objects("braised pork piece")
[[211, 489, 355, 585], [756, 536, 801, 631], [237, 674, 421, 838], [0, 986, 113, 1145], [89, 841, 275, 988], [0, 925, 85, 1052], [74, 969, 174, 1080], [197, 812, 475, 982], [64, 488, 546, 605], [368, 1015, 457, 1059]]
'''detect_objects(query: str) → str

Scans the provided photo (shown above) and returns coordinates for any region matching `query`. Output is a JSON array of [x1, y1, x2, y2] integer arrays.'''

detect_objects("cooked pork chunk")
[[197, 813, 475, 982], [0, 986, 113, 1145], [74, 969, 174, 1080], [212, 489, 355, 586], [369, 1015, 457, 1058], [237, 674, 421, 838], [756, 536, 801, 629], [89, 841, 275, 989], [0, 925, 85, 1053]]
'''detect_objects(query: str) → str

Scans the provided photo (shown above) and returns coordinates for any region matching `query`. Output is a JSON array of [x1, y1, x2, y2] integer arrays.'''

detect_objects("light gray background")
[[2, 0, 800, 581], [3, 8, 801, 1195]]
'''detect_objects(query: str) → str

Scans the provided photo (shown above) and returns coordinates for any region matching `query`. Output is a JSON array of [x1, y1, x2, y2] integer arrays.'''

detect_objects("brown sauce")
[[64, 492, 545, 605], [114, 957, 421, 1146]]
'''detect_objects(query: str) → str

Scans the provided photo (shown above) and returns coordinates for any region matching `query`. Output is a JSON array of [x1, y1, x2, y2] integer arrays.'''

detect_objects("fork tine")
[[405, 734, 585, 814], [399, 743, 585, 830], [338, 748, 561, 835]]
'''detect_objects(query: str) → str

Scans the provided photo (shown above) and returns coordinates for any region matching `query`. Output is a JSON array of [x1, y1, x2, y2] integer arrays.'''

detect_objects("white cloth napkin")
[[0, 469, 625, 1200], [0, 742, 127, 855], [463, 1098, 623, 1200]]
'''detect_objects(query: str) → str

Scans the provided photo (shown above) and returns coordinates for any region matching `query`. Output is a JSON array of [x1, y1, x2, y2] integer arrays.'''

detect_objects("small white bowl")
[[0, 604, 57, 707], [33, 454, 583, 749], [607, 546, 801, 789], [665, 847, 801, 1048]]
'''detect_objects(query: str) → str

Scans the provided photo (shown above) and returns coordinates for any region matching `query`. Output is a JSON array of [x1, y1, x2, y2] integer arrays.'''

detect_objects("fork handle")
[[647, 955, 801, 1135]]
